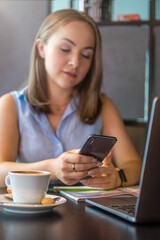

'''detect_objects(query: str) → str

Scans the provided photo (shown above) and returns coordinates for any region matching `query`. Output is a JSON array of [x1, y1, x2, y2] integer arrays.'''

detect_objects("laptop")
[[86, 97, 160, 223]]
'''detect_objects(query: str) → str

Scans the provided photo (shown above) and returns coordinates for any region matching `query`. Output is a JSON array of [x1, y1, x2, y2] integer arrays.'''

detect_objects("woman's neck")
[[47, 82, 73, 115]]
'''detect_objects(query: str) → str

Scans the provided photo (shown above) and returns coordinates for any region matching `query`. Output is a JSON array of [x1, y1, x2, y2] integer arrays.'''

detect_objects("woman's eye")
[[61, 47, 70, 53], [81, 50, 93, 59], [81, 54, 90, 59]]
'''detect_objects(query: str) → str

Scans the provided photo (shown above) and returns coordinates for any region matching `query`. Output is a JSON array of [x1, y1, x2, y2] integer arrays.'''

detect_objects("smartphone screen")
[[79, 134, 117, 161]]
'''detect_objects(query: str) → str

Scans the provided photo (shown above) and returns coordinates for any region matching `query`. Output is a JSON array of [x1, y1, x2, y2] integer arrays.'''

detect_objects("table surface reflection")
[[0, 188, 160, 240]]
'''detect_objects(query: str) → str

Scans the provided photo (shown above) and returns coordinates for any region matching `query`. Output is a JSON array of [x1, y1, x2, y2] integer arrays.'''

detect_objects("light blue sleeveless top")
[[11, 87, 102, 164]]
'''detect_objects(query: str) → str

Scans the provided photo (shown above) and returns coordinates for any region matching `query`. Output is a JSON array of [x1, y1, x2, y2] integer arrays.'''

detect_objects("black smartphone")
[[79, 134, 117, 161]]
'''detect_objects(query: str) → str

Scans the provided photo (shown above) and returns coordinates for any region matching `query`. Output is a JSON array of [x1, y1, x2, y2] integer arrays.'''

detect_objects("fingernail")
[[96, 162, 103, 166], [88, 170, 95, 175], [92, 158, 97, 162], [80, 180, 87, 184]]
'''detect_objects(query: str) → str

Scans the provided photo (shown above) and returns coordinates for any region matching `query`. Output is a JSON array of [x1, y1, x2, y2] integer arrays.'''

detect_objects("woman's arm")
[[101, 94, 142, 186], [0, 94, 19, 163], [80, 94, 142, 189]]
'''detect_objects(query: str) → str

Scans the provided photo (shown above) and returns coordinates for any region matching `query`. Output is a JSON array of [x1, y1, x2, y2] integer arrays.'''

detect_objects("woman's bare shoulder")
[[100, 93, 123, 130], [100, 93, 109, 102], [0, 93, 17, 115], [100, 93, 116, 109], [0, 93, 15, 106]]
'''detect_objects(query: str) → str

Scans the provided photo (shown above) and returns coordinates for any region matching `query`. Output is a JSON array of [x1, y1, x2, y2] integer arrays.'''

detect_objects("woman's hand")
[[80, 152, 122, 189], [52, 149, 102, 185]]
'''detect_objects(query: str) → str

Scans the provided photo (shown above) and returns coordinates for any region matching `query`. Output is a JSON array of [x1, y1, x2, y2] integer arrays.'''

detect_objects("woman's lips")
[[63, 71, 77, 78]]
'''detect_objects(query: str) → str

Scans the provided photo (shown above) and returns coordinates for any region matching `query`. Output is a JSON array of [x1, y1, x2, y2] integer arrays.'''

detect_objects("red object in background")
[[117, 14, 140, 21]]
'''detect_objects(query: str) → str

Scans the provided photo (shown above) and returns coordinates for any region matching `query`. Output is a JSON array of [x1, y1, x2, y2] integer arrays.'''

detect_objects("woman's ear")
[[36, 39, 45, 58]]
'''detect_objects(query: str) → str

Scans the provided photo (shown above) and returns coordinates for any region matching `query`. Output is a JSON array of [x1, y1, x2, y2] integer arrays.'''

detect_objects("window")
[[111, 0, 150, 22], [155, 0, 160, 20], [51, 0, 84, 12]]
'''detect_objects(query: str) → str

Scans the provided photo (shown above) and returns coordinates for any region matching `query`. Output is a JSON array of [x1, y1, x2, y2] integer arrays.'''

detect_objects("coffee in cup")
[[5, 170, 51, 204]]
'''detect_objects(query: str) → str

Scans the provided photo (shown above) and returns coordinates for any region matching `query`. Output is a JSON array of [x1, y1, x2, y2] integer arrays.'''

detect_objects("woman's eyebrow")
[[62, 38, 94, 50], [62, 38, 76, 46]]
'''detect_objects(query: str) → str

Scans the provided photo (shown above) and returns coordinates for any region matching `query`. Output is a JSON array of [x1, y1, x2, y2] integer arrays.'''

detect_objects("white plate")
[[0, 194, 67, 214]]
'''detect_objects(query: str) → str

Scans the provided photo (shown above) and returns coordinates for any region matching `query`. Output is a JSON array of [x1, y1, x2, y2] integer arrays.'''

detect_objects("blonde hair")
[[27, 9, 102, 124]]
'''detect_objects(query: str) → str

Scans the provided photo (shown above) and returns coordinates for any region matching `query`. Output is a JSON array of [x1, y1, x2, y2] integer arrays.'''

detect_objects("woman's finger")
[[87, 165, 113, 177], [80, 176, 114, 189], [103, 151, 112, 165], [65, 151, 98, 164], [70, 162, 102, 172], [80, 164, 118, 189], [69, 149, 80, 154]]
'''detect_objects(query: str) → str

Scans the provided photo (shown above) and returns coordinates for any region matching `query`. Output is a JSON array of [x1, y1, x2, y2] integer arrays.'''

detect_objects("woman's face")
[[37, 21, 95, 91]]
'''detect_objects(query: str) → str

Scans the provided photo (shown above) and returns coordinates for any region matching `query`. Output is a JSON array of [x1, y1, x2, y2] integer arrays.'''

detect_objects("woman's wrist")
[[115, 167, 127, 187], [115, 168, 122, 187], [31, 158, 58, 181], [45, 159, 59, 181]]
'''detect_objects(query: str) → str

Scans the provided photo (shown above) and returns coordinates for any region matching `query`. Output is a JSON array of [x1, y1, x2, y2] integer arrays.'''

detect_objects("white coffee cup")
[[5, 170, 51, 204]]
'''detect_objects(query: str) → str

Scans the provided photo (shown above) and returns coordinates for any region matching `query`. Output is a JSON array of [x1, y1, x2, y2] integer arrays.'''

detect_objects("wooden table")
[[0, 188, 160, 240]]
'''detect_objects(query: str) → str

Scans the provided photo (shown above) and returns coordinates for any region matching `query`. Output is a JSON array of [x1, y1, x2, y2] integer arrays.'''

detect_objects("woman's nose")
[[68, 54, 79, 68]]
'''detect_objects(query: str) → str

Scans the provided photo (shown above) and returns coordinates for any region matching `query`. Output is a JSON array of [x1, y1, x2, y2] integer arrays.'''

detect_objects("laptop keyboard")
[[111, 204, 135, 216]]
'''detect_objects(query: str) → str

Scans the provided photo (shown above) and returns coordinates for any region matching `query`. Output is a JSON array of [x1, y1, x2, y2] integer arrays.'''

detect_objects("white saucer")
[[0, 194, 67, 214]]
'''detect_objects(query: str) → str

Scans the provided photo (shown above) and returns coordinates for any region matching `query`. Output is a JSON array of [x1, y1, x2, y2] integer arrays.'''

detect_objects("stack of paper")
[[48, 185, 139, 202]]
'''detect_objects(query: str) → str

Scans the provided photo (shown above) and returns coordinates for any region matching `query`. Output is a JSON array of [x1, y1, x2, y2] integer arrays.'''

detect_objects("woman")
[[0, 9, 141, 188]]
